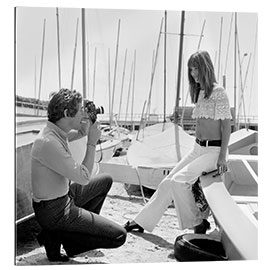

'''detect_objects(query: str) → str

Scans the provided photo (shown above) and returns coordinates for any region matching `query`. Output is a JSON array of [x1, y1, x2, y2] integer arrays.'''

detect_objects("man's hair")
[[187, 51, 217, 103], [47, 88, 82, 123]]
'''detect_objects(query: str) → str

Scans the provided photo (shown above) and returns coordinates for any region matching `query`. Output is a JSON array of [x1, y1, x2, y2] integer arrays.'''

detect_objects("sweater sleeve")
[[213, 87, 232, 120]]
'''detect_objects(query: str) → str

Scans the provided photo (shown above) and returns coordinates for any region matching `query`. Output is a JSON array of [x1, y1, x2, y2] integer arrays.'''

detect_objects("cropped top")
[[192, 86, 232, 120]]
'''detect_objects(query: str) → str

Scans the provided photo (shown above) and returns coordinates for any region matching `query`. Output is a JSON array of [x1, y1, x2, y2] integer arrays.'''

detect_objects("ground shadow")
[[132, 232, 174, 250]]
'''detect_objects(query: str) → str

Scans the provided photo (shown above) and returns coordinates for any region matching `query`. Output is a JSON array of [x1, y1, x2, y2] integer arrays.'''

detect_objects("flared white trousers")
[[134, 142, 222, 231]]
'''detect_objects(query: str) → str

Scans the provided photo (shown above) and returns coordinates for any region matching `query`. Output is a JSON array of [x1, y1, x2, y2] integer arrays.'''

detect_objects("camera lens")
[[96, 106, 104, 115]]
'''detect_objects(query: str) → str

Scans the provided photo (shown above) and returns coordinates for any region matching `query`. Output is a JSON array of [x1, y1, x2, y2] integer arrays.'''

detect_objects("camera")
[[84, 100, 104, 123]]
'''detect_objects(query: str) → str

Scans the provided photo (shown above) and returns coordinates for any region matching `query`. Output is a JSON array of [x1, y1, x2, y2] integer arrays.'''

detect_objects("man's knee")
[[102, 173, 113, 188]]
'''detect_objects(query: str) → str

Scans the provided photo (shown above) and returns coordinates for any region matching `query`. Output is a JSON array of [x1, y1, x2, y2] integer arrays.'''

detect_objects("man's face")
[[69, 102, 85, 130]]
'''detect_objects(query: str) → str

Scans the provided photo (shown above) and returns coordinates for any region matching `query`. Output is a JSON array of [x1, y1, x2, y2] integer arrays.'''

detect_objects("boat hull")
[[200, 154, 258, 260]]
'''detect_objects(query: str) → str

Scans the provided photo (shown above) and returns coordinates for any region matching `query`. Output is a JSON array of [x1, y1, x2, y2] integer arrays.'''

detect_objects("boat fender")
[[174, 233, 228, 261]]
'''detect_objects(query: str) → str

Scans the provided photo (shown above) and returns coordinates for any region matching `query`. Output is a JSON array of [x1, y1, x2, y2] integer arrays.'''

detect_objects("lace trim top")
[[192, 86, 232, 120]]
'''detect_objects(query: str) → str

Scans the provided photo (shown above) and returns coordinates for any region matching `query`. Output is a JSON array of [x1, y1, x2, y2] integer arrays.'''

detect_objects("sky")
[[15, 5, 258, 119]]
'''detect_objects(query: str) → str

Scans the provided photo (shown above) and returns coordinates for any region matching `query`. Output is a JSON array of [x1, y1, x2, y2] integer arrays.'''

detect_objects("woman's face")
[[190, 66, 199, 83]]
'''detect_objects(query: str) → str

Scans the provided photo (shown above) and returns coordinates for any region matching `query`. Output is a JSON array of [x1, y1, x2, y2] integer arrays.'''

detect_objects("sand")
[[15, 178, 218, 266]]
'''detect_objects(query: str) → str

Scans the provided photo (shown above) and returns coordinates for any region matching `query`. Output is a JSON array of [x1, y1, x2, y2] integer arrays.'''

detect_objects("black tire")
[[174, 233, 228, 261]]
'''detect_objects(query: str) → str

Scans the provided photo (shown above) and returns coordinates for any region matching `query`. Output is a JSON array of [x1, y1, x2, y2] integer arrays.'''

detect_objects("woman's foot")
[[124, 221, 144, 233], [194, 219, 210, 234], [36, 230, 69, 262]]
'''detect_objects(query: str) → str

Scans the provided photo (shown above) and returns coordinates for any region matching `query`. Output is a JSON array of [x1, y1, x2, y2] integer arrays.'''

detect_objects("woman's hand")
[[87, 121, 101, 146], [216, 155, 228, 175]]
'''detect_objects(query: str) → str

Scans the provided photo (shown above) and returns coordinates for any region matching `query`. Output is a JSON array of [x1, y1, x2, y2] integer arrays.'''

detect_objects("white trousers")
[[134, 141, 222, 231]]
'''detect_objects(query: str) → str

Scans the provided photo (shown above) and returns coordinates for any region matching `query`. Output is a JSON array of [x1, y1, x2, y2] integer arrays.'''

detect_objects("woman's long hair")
[[187, 51, 217, 103]]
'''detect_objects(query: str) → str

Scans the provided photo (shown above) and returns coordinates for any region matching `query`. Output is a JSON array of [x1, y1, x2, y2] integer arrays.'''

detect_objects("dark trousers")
[[33, 173, 126, 256]]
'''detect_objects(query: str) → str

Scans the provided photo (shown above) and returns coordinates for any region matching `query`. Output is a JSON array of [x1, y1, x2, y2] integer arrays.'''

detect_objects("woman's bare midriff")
[[195, 118, 221, 140]]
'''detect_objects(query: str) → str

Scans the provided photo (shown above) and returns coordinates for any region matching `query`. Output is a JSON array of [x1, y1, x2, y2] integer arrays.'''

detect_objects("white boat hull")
[[200, 154, 258, 260]]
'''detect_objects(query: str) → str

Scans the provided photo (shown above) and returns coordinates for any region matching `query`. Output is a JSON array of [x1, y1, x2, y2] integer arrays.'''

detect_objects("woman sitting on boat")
[[31, 88, 126, 262], [124, 50, 232, 234]]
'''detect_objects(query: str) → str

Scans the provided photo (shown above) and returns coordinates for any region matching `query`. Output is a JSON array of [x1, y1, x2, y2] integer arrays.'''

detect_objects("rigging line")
[[71, 17, 79, 91], [37, 18, 46, 117], [180, 83, 190, 129], [143, 49, 155, 130], [236, 31, 244, 129], [111, 19, 121, 123], [145, 17, 164, 122], [224, 12, 233, 76], [136, 100, 147, 141], [197, 19, 206, 51], [236, 32, 250, 130], [118, 49, 128, 121], [238, 53, 252, 130], [161, 32, 204, 37], [248, 18, 258, 116]]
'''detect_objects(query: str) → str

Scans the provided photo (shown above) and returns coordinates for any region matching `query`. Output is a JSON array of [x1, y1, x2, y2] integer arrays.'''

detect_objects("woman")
[[124, 51, 232, 234]]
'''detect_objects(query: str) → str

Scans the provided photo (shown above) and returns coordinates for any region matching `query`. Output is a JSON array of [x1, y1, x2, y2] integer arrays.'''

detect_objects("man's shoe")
[[124, 221, 144, 233], [36, 230, 69, 262]]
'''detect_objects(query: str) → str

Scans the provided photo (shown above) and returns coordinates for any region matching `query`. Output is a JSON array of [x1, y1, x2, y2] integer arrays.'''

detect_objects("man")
[[31, 88, 126, 262]]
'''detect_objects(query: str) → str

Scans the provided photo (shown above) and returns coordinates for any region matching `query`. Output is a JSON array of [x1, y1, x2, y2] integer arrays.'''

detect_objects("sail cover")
[[127, 124, 195, 168]]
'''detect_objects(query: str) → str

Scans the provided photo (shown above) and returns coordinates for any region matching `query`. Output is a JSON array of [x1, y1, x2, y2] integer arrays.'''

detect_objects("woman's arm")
[[217, 119, 231, 174]]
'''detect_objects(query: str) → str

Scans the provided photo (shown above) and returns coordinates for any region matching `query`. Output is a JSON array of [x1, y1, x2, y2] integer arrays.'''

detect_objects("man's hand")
[[87, 121, 101, 146]]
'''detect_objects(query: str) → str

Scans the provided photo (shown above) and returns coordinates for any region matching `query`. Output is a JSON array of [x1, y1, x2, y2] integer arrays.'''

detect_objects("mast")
[[124, 62, 134, 126], [118, 48, 128, 121], [131, 50, 136, 131], [174, 10, 185, 161], [197, 19, 206, 51], [217, 17, 223, 82], [87, 41, 90, 99], [223, 12, 234, 88], [136, 100, 147, 140], [111, 19, 121, 125], [92, 47, 97, 100], [108, 48, 112, 127], [174, 11, 185, 119], [145, 18, 164, 121], [163, 10, 167, 124], [81, 8, 87, 98], [233, 12, 237, 131], [71, 17, 79, 91], [34, 56, 37, 115], [37, 18, 46, 116], [56, 7, 61, 89]]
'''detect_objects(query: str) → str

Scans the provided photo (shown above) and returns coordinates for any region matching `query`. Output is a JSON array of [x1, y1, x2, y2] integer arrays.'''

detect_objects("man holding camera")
[[31, 88, 126, 262]]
